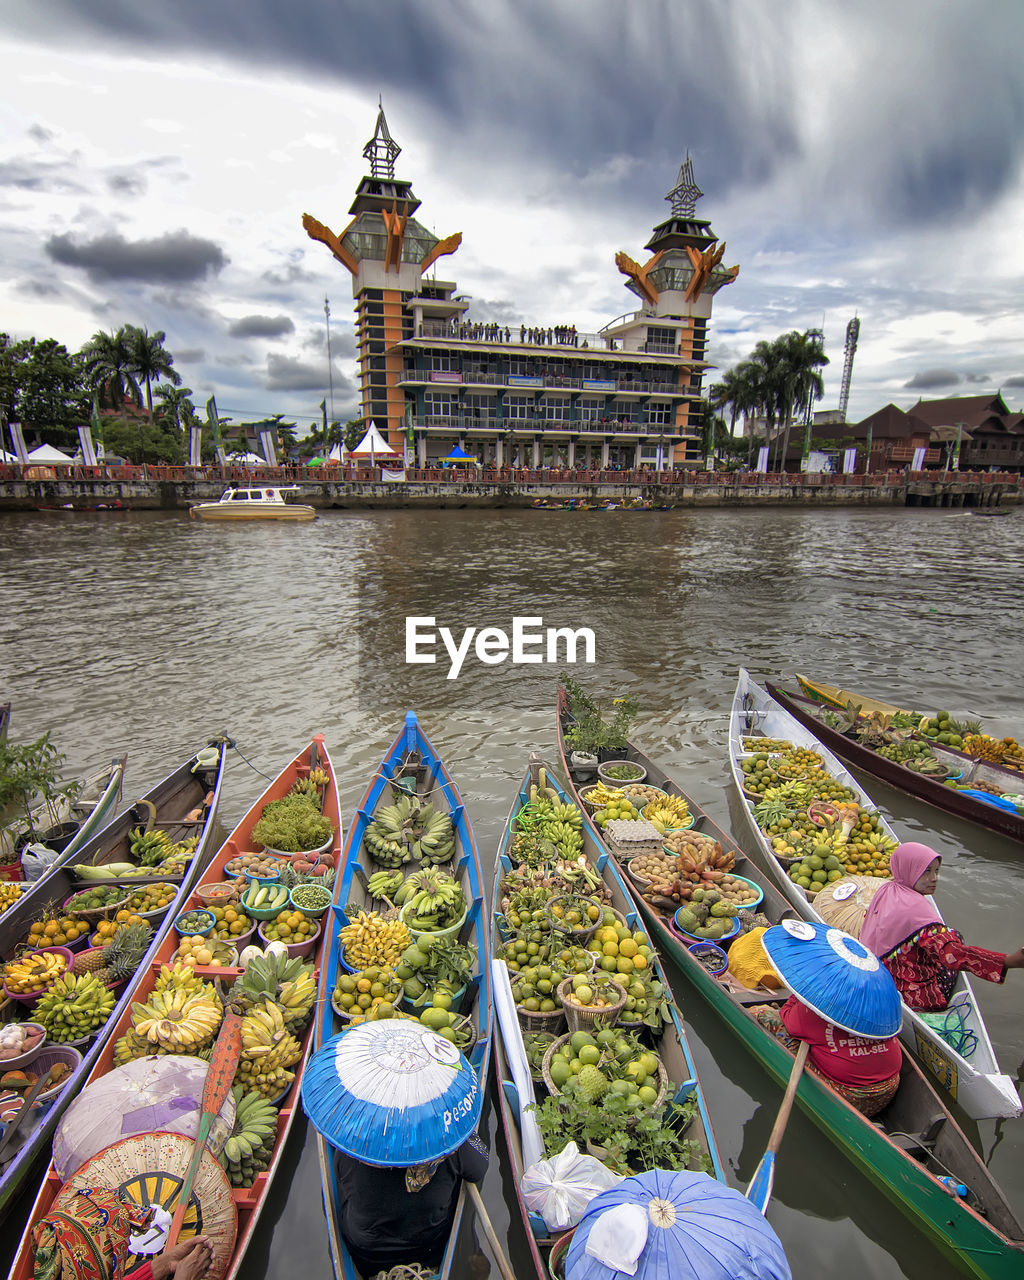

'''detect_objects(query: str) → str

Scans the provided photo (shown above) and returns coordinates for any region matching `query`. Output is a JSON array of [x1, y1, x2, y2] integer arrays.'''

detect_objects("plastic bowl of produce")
[[288, 884, 332, 919], [2, 948, 74, 1003], [172, 908, 216, 938], [687, 941, 730, 976], [671, 909, 740, 946], [0, 1023, 46, 1069]]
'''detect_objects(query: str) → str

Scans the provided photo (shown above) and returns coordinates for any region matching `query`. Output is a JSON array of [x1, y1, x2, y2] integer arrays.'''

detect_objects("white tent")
[[27, 444, 75, 464], [227, 451, 266, 466], [327, 443, 343, 462], [0, 449, 16, 463], [348, 421, 401, 458]]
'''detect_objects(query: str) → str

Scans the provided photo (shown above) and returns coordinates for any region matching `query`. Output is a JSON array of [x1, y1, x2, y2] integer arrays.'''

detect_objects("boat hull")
[[554, 695, 1024, 1278], [8, 736, 341, 1280], [0, 742, 228, 1222], [313, 712, 492, 1280], [189, 505, 316, 521], [730, 670, 1021, 1121]]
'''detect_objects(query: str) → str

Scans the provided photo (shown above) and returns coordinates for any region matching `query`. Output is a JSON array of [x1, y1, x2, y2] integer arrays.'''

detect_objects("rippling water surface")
[[1, 505, 1023, 1279]]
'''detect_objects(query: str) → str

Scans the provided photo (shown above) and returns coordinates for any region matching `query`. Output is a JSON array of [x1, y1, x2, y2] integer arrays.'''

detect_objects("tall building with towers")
[[303, 106, 738, 469]]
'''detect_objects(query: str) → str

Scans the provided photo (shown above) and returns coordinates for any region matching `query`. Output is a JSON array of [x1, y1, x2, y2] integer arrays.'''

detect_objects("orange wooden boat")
[[9, 735, 343, 1280]]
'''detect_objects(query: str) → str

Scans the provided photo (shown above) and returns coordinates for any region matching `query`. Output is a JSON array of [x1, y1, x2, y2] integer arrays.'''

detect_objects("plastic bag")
[[728, 927, 782, 990], [520, 1141, 624, 1232], [21, 843, 62, 882], [584, 1202, 648, 1276]]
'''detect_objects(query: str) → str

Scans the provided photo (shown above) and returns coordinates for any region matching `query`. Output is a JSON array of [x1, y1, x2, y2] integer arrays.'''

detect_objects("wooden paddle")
[[164, 1010, 243, 1248], [745, 1040, 810, 1214], [466, 1181, 517, 1280], [0, 1069, 54, 1166]]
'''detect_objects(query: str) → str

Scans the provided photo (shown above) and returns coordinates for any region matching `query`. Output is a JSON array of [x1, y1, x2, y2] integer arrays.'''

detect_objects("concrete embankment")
[[1, 468, 1020, 511]]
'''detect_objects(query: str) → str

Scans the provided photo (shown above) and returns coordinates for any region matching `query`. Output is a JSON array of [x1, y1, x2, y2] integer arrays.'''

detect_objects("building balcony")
[[396, 371, 694, 395], [414, 415, 690, 438]]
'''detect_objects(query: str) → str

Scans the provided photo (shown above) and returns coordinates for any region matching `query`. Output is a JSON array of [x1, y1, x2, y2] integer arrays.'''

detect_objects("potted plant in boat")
[[595, 695, 639, 762], [561, 676, 640, 770], [0, 733, 82, 863], [251, 793, 335, 861]]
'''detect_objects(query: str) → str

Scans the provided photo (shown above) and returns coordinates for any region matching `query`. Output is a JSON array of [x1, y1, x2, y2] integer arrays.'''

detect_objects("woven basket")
[[516, 1001, 567, 1036], [547, 1230, 576, 1279], [813, 874, 885, 937], [545, 894, 601, 945], [541, 1032, 669, 1111], [63, 891, 130, 926], [556, 976, 627, 1034]]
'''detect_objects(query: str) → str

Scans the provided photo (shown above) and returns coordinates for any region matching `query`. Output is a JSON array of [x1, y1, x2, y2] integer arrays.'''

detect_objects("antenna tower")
[[838, 317, 860, 421]]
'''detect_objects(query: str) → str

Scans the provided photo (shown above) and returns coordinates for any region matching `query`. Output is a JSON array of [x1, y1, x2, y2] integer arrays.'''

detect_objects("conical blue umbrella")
[[565, 1169, 791, 1280], [300, 1021, 482, 1166], [761, 920, 901, 1039]]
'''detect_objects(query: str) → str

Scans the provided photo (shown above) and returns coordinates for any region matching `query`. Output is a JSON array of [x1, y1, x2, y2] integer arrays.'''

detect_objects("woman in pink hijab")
[[860, 842, 1024, 1011]]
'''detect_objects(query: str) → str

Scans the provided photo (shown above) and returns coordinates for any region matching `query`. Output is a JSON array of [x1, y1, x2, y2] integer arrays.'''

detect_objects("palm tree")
[[154, 384, 196, 432], [126, 326, 180, 416], [773, 330, 828, 469], [79, 328, 140, 410]]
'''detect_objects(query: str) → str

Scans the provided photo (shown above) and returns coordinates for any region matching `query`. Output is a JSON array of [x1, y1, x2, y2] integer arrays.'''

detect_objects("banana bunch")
[[366, 869, 405, 901], [0, 882, 24, 915], [399, 870, 466, 932], [236, 1000, 303, 1097], [412, 805, 456, 865], [3, 950, 67, 994], [363, 819, 411, 868], [538, 817, 584, 858], [642, 795, 691, 833], [338, 909, 411, 969], [219, 1085, 278, 1187], [130, 827, 175, 866], [232, 950, 317, 1031], [580, 783, 625, 809], [35, 971, 116, 1041], [153, 959, 217, 1001], [131, 988, 223, 1051], [158, 836, 200, 875]]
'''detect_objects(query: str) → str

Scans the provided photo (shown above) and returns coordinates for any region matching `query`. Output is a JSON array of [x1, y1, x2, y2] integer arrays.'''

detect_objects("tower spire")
[[666, 154, 703, 218], [363, 99, 401, 180]]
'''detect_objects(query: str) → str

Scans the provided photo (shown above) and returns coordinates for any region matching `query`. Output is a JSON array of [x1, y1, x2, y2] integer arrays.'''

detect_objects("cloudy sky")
[[3, 0, 1023, 432]]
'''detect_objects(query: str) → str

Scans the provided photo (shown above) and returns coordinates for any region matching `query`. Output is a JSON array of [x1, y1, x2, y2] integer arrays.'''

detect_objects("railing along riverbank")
[[1, 462, 1020, 511]]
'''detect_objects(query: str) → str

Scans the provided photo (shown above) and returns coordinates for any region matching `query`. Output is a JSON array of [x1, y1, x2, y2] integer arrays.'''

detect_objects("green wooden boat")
[[554, 689, 1024, 1279]]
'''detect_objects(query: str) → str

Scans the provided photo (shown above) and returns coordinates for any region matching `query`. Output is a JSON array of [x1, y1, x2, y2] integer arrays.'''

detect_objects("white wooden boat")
[[728, 668, 1020, 1121], [189, 487, 316, 522]]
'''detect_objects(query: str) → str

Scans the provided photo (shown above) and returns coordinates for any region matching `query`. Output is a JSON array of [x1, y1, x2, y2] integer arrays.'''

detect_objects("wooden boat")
[[0, 703, 10, 741], [553, 698, 1024, 1279], [730, 670, 1020, 1121], [0, 740, 229, 1221], [189, 486, 316, 522], [9, 734, 341, 1280], [312, 712, 491, 1280], [770, 681, 1024, 846], [795, 673, 911, 718], [492, 757, 724, 1280], [1, 754, 127, 882], [969, 508, 1011, 517]]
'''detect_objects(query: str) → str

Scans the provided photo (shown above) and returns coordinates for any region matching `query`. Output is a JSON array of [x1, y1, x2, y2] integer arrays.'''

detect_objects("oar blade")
[[745, 1151, 775, 1215]]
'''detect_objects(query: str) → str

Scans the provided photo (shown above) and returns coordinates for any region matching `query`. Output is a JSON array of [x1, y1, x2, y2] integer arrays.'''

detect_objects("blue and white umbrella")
[[565, 1169, 791, 1280], [761, 920, 902, 1039], [300, 1021, 482, 1166]]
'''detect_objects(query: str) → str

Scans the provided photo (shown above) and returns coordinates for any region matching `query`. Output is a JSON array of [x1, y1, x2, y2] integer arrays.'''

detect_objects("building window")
[[503, 394, 534, 419], [463, 395, 496, 420], [646, 326, 677, 354], [644, 401, 673, 425], [578, 399, 605, 422], [430, 352, 457, 372], [541, 396, 570, 420], [425, 392, 458, 417]]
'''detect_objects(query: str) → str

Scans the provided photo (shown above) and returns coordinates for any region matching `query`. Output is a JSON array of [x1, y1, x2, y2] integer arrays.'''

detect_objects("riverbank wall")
[[1, 464, 1020, 511]]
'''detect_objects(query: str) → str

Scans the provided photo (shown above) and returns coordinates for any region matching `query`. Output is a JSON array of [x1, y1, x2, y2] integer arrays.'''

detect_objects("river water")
[[1, 505, 1022, 1279]]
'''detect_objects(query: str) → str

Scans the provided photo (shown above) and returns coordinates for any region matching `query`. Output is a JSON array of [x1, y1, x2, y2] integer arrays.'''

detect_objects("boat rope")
[[228, 743, 275, 782]]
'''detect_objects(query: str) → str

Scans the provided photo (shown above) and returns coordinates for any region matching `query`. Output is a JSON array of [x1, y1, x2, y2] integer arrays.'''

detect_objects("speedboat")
[[189, 486, 317, 521]]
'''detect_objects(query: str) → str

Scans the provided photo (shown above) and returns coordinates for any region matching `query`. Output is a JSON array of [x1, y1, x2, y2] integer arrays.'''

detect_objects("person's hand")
[[1004, 947, 1024, 969], [151, 1236, 214, 1280]]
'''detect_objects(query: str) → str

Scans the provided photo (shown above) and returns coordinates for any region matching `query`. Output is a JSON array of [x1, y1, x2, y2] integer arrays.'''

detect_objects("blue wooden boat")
[[0, 739, 230, 1221], [492, 756, 725, 1279], [312, 712, 492, 1280]]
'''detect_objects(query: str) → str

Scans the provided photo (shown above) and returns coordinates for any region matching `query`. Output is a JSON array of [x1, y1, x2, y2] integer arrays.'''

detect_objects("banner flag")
[[206, 395, 226, 465], [9, 423, 28, 464], [755, 445, 769, 473], [76, 425, 98, 466], [912, 446, 926, 471], [843, 447, 857, 474], [258, 428, 278, 466], [188, 424, 202, 466]]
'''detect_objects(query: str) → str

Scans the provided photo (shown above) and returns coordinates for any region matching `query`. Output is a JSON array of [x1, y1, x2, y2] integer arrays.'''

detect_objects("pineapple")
[[73, 947, 110, 978], [103, 921, 154, 985]]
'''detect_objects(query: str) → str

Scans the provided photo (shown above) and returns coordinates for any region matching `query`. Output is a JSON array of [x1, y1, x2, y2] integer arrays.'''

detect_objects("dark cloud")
[[175, 347, 205, 362], [265, 352, 353, 393], [106, 171, 147, 196], [27, 123, 55, 143], [262, 262, 316, 286], [228, 314, 295, 339], [16, 278, 62, 298], [45, 230, 228, 283], [904, 369, 962, 390], [963, 371, 990, 384], [0, 158, 86, 193], [1003, 374, 1024, 388]]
